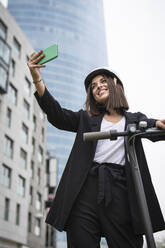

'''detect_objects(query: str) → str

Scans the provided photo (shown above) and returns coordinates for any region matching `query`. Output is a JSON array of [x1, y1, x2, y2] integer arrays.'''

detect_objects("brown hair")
[[85, 75, 129, 116]]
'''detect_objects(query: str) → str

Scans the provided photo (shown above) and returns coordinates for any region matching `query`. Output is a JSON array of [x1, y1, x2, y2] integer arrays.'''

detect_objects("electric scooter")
[[83, 121, 165, 248]]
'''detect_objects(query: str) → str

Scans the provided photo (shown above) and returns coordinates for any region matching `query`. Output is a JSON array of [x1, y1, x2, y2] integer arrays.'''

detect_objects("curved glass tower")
[[8, 0, 108, 176], [8, 1, 108, 246]]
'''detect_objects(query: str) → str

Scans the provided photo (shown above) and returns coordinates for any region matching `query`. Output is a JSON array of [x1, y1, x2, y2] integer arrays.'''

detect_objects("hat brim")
[[84, 68, 123, 91]]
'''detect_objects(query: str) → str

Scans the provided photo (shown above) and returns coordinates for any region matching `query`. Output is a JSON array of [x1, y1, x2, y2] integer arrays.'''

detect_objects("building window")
[[0, 19, 7, 40], [0, 38, 10, 64], [30, 160, 34, 179], [4, 135, 14, 158], [17, 175, 25, 197], [35, 218, 41, 236], [23, 99, 30, 119], [28, 212, 32, 232], [41, 127, 44, 142], [20, 148, 27, 169], [10, 59, 15, 77], [26, 55, 30, 62], [8, 83, 17, 105], [32, 137, 35, 155], [29, 186, 33, 205], [45, 225, 55, 247], [40, 110, 45, 120], [0, 64, 7, 90], [6, 107, 12, 128], [4, 197, 10, 221], [13, 37, 21, 58], [36, 192, 42, 211], [50, 227, 54, 246], [24, 77, 31, 97], [1, 164, 11, 188], [33, 115, 37, 131], [37, 168, 41, 185], [38, 146, 43, 163], [46, 225, 49, 247], [15, 203, 20, 225], [21, 123, 28, 144]]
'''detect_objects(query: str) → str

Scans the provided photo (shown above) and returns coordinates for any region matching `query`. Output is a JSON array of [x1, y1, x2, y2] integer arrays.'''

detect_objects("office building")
[[0, 0, 8, 7], [0, 3, 48, 247]]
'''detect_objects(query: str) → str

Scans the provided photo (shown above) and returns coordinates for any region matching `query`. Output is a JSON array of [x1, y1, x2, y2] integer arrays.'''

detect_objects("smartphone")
[[38, 44, 58, 64]]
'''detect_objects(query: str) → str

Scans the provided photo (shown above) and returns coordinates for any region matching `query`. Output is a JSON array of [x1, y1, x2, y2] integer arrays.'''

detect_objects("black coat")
[[35, 88, 165, 235]]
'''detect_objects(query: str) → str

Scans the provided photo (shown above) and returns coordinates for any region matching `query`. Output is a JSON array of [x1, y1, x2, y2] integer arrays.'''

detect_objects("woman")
[[27, 50, 165, 248]]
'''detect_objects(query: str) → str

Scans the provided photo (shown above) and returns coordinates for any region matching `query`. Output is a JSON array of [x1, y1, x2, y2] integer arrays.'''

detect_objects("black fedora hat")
[[84, 68, 123, 91]]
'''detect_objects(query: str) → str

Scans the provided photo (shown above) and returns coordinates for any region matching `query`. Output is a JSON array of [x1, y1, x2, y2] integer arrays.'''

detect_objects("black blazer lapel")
[[124, 112, 138, 128], [90, 112, 104, 154]]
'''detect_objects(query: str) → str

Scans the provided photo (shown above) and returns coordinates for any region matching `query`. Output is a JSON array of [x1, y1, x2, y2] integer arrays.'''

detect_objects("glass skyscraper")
[[8, 1, 108, 246]]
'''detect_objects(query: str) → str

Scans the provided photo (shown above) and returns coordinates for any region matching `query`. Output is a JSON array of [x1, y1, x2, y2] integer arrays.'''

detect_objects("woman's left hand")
[[156, 120, 165, 129]]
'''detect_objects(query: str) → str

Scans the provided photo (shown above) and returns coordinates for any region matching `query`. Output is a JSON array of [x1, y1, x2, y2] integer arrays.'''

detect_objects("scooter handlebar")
[[83, 131, 111, 142], [83, 127, 165, 142]]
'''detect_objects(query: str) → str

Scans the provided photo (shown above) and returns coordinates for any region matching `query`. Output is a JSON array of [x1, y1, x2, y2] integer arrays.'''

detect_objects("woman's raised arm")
[[27, 50, 46, 96]]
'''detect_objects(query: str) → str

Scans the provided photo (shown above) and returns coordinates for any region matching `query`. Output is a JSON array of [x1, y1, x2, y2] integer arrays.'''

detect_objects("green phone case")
[[38, 44, 58, 64]]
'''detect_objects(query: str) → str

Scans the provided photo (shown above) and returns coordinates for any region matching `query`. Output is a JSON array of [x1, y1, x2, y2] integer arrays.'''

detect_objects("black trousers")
[[66, 163, 143, 248]]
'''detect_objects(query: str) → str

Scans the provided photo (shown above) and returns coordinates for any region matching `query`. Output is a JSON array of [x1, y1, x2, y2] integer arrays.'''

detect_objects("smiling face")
[[91, 75, 110, 104]]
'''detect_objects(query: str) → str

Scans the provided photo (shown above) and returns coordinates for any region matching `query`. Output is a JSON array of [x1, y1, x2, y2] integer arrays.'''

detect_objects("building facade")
[[0, 0, 8, 7], [45, 154, 58, 248], [0, 3, 48, 247], [7, 0, 108, 247]]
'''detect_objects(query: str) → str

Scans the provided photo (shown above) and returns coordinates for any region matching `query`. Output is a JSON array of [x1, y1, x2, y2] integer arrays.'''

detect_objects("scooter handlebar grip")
[[83, 131, 111, 141]]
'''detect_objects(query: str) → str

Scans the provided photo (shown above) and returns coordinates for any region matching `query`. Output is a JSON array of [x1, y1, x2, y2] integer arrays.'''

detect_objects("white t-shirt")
[[93, 116, 126, 165]]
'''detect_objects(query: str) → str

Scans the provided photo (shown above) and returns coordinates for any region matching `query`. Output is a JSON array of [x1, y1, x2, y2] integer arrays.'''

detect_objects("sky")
[[103, 0, 165, 241]]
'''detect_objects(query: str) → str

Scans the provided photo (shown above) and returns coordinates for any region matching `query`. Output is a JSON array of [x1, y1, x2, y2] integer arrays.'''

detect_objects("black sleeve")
[[137, 112, 165, 142], [34, 88, 81, 132], [137, 112, 156, 128]]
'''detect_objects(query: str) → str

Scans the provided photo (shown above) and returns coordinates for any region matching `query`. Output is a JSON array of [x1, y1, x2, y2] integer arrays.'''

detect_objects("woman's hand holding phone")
[[27, 50, 46, 96], [27, 44, 58, 81], [27, 50, 46, 82], [27, 44, 58, 96]]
